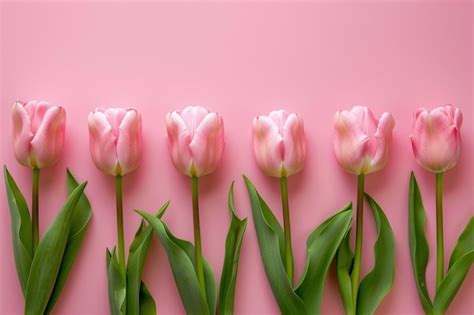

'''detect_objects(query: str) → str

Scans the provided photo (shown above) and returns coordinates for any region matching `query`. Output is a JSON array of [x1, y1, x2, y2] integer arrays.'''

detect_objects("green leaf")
[[243, 175, 308, 315], [448, 217, 474, 269], [433, 251, 474, 314], [357, 194, 395, 315], [136, 210, 213, 315], [45, 169, 93, 313], [3, 166, 33, 295], [218, 182, 248, 315], [107, 248, 126, 315], [408, 172, 433, 314], [24, 181, 87, 315], [139, 282, 156, 315], [127, 202, 169, 315], [336, 228, 354, 315], [295, 204, 352, 315]]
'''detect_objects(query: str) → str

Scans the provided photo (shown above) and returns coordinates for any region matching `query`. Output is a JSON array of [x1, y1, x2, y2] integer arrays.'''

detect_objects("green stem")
[[192, 176, 206, 299], [436, 172, 444, 290], [115, 175, 126, 273], [32, 168, 40, 253], [280, 176, 294, 284], [351, 173, 365, 310]]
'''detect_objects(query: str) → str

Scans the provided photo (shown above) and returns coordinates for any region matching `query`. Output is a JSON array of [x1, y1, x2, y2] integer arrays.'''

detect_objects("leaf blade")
[[356, 194, 395, 315], [218, 182, 248, 315], [107, 248, 126, 315], [336, 228, 354, 315], [448, 217, 474, 269]]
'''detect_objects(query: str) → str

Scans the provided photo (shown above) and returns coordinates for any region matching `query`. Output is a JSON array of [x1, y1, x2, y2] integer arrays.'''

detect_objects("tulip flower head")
[[166, 106, 225, 177], [252, 110, 306, 178], [333, 106, 395, 175], [88, 107, 142, 176], [410, 105, 462, 173], [12, 100, 66, 169]]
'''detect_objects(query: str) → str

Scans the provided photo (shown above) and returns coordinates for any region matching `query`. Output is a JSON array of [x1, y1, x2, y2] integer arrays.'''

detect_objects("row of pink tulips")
[[13, 101, 462, 176], [9, 100, 466, 315]]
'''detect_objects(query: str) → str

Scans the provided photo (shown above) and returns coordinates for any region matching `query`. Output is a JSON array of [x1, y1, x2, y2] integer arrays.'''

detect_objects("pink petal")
[[116, 109, 142, 175], [253, 115, 284, 177], [12, 101, 34, 167], [165, 111, 193, 176], [104, 108, 127, 137], [180, 106, 210, 138], [369, 112, 395, 173], [88, 110, 119, 175], [189, 112, 225, 176], [30, 106, 66, 168], [282, 113, 306, 176]]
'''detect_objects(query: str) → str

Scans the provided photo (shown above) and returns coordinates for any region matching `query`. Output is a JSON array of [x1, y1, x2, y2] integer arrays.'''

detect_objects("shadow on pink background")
[[1, 1, 473, 314]]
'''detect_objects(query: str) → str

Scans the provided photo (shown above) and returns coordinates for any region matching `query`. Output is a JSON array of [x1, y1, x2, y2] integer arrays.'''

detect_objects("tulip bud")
[[12, 100, 66, 169], [333, 106, 395, 175], [410, 105, 462, 173], [165, 106, 224, 177], [88, 107, 142, 176], [252, 110, 306, 178]]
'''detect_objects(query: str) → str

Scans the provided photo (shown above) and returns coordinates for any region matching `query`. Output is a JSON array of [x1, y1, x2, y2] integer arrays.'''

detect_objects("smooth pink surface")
[[1, 1, 473, 314]]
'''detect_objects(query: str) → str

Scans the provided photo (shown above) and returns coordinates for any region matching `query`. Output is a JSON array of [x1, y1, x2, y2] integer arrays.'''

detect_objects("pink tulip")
[[166, 106, 225, 177], [410, 105, 462, 173], [12, 100, 66, 169], [88, 108, 142, 176], [333, 106, 395, 175], [252, 110, 306, 178]]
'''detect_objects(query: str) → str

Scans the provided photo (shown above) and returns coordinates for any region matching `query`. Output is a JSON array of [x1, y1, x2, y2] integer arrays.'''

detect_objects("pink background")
[[1, 1, 473, 314]]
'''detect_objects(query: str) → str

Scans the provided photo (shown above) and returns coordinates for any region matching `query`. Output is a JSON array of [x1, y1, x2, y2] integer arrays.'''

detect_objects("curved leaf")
[[136, 210, 211, 315], [127, 202, 169, 315], [448, 217, 474, 269], [107, 248, 126, 315], [218, 182, 248, 315], [408, 172, 433, 313], [357, 194, 395, 315], [25, 182, 87, 315], [433, 251, 474, 314], [3, 166, 33, 295], [336, 228, 354, 315], [295, 204, 352, 315], [243, 175, 308, 315], [45, 169, 93, 312]]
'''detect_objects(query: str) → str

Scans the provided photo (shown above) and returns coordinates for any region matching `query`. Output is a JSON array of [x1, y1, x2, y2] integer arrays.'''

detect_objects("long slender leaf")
[[136, 210, 211, 315], [25, 182, 87, 315], [3, 166, 33, 295], [127, 202, 169, 315], [448, 217, 474, 269], [336, 228, 354, 315], [243, 175, 308, 315], [357, 194, 395, 315], [107, 248, 126, 315], [218, 182, 248, 315], [45, 169, 93, 313], [408, 172, 433, 314], [294, 204, 352, 315]]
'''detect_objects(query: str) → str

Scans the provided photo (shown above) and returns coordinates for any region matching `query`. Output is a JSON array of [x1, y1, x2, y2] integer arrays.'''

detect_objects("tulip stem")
[[115, 175, 126, 273], [32, 168, 40, 253], [436, 172, 444, 289], [192, 176, 206, 300], [280, 176, 294, 284], [351, 173, 365, 309]]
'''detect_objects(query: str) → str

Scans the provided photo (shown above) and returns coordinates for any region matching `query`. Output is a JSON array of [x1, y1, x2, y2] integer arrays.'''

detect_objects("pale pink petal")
[[88, 111, 119, 175], [12, 101, 34, 167], [30, 106, 66, 168], [333, 110, 370, 175], [105, 108, 127, 137], [369, 112, 395, 174], [268, 110, 290, 132], [253, 115, 284, 177], [282, 113, 306, 176], [166, 112, 193, 176], [116, 109, 142, 175], [189, 112, 225, 176], [180, 106, 209, 138], [454, 107, 463, 129]]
